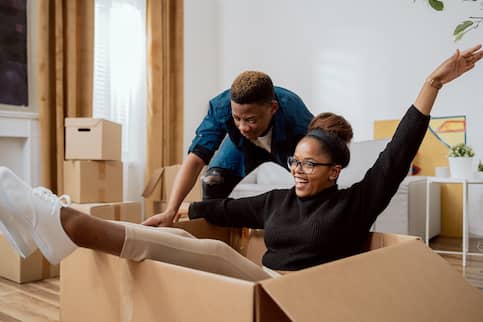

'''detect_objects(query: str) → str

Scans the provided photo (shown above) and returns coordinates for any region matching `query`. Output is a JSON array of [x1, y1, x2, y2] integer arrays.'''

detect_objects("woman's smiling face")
[[291, 137, 341, 198]]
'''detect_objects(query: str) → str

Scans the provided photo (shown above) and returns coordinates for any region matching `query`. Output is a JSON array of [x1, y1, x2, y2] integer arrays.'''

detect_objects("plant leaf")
[[454, 20, 474, 36], [428, 0, 444, 11], [454, 32, 465, 42]]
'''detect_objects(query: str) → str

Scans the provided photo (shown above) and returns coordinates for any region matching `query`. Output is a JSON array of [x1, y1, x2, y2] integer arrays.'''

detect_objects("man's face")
[[231, 100, 278, 140]]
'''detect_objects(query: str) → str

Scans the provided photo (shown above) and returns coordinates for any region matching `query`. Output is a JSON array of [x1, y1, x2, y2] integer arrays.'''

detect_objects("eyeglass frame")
[[287, 156, 335, 174]]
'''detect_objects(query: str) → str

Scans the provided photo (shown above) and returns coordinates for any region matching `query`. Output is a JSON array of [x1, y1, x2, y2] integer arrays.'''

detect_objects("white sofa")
[[230, 139, 441, 239]]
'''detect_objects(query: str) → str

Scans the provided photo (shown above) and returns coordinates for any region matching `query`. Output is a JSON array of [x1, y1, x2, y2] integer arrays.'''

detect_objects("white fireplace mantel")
[[0, 110, 41, 186]]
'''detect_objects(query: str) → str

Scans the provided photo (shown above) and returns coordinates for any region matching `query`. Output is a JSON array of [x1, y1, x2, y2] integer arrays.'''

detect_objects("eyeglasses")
[[287, 156, 334, 174]]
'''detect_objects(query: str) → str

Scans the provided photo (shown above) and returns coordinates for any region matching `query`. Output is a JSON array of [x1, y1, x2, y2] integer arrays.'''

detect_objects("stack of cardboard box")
[[64, 118, 142, 224], [0, 118, 141, 284]]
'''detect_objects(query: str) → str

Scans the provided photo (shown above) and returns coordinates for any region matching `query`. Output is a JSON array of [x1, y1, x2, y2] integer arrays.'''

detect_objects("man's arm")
[[143, 153, 205, 226]]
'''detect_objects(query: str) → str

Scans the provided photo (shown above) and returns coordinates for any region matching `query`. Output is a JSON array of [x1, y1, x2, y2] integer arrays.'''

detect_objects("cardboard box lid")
[[258, 240, 483, 322], [65, 118, 108, 129]]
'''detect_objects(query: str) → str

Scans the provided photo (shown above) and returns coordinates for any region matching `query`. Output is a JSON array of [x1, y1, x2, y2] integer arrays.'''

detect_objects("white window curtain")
[[93, 0, 147, 208]]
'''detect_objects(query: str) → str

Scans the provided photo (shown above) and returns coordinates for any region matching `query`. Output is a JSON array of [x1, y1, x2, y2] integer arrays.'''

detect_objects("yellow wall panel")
[[374, 119, 465, 238]]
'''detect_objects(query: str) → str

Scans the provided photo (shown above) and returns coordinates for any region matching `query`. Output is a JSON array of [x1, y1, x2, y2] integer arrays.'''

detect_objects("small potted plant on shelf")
[[448, 143, 475, 178], [478, 160, 483, 180]]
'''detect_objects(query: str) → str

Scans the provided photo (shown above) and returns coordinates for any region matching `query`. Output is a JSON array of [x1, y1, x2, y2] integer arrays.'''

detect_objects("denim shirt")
[[188, 86, 313, 176]]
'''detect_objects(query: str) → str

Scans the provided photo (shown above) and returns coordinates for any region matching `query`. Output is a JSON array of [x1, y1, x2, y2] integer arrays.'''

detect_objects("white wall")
[[183, 0, 223, 153], [185, 0, 483, 160]]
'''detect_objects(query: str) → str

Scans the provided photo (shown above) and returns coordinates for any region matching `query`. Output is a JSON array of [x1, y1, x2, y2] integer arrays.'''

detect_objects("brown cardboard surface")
[[243, 229, 265, 266], [65, 118, 122, 161], [61, 249, 255, 322], [60, 220, 483, 322], [143, 165, 204, 216], [255, 285, 291, 322], [0, 233, 58, 283], [60, 249, 122, 322], [64, 160, 123, 203], [127, 259, 255, 322], [70, 202, 142, 223], [259, 240, 483, 322], [143, 165, 203, 202]]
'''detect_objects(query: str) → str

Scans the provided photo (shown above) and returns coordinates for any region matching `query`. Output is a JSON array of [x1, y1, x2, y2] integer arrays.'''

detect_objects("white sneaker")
[[0, 167, 77, 264], [30, 187, 77, 264], [0, 167, 38, 258]]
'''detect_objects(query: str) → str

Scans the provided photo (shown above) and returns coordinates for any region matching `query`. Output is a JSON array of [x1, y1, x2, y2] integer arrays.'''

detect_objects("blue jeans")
[[208, 137, 246, 177], [203, 137, 245, 199]]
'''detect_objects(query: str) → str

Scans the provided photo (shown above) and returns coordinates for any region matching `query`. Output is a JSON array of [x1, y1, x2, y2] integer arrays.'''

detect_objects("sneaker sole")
[[0, 219, 36, 258], [0, 169, 37, 258]]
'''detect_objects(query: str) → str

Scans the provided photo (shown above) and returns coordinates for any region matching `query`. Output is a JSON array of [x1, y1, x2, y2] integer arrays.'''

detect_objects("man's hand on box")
[[142, 210, 176, 227]]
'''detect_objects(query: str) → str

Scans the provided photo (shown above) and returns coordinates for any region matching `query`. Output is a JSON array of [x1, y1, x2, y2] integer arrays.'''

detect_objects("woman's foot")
[[0, 167, 77, 264]]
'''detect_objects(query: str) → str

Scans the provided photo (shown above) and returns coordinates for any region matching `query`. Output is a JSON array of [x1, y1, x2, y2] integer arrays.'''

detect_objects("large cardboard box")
[[0, 233, 59, 283], [65, 118, 122, 161], [143, 165, 204, 216], [64, 160, 123, 203], [60, 219, 483, 322], [70, 202, 142, 223]]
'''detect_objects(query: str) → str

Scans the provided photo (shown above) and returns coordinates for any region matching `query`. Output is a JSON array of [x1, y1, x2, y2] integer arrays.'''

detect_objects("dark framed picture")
[[0, 0, 28, 107]]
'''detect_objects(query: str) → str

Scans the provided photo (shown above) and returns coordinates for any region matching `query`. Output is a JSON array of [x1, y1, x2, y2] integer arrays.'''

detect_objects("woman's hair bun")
[[308, 112, 353, 143]]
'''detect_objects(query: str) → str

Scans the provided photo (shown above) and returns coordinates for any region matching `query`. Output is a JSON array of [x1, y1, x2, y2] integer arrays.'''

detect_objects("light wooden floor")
[[0, 277, 59, 322], [0, 244, 482, 322], [430, 236, 483, 291]]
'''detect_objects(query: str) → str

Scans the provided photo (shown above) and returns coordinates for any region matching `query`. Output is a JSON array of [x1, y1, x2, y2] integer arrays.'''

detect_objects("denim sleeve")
[[188, 102, 228, 165]]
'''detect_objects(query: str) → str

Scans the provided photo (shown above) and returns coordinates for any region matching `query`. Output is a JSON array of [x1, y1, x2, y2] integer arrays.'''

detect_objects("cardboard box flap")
[[142, 167, 165, 198], [255, 285, 291, 322], [365, 231, 420, 250], [258, 240, 483, 322], [65, 118, 104, 129]]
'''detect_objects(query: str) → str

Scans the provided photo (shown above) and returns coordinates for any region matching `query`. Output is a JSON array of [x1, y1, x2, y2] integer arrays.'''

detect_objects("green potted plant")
[[448, 143, 475, 178], [478, 160, 483, 180]]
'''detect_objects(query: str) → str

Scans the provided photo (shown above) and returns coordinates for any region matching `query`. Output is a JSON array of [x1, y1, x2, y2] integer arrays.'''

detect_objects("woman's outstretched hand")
[[415, 44, 483, 116], [429, 44, 483, 85]]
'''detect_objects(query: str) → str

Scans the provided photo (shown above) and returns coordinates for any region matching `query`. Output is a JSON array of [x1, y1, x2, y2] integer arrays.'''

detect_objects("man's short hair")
[[230, 71, 275, 105]]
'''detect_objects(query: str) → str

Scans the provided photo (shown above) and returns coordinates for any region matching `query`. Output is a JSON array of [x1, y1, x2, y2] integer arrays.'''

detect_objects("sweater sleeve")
[[188, 193, 270, 229], [348, 105, 430, 226]]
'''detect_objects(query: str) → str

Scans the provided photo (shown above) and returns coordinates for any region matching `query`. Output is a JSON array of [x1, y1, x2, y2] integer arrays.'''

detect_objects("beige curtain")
[[145, 0, 183, 215], [146, 0, 184, 169], [38, 0, 94, 193]]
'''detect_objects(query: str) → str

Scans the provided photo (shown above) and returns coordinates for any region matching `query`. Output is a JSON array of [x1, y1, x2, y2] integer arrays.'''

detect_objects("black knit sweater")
[[189, 106, 430, 270]]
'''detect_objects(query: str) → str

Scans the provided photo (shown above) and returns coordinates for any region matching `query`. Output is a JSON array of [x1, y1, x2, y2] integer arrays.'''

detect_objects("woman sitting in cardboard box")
[[0, 45, 482, 281]]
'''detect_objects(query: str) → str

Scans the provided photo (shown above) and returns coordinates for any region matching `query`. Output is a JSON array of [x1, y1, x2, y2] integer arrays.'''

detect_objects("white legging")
[[117, 222, 273, 281]]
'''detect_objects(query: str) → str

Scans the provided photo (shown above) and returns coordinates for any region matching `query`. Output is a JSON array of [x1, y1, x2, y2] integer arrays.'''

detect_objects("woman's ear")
[[328, 165, 342, 181]]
